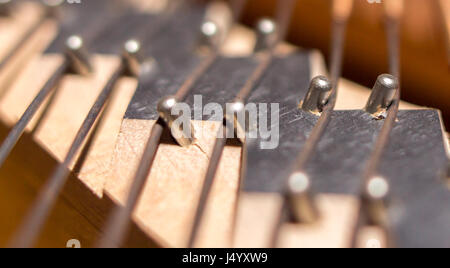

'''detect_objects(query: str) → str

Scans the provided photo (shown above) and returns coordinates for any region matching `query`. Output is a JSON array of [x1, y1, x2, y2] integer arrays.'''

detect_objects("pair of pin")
[[287, 74, 398, 226], [7, 35, 155, 248], [66, 35, 147, 77], [98, 5, 241, 247], [0, 31, 150, 170], [156, 14, 280, 148], [287, 172, 390, 224], [302, 74, 399, 118], [287, 173, 391, 249], [155, 17, 228, 148]]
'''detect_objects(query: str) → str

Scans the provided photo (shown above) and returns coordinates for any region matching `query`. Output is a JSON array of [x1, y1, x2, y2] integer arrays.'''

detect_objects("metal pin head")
[[289, 172, 311, 194], [254, 18, 278, 52], [202, 21, 219, 38], [224, 101, 246, 143], [301, 75, 333, 114], [366, 176, 390, 200], [122, 39, 144, 77], [65, 35, 93, 76], [0, 0, 12, 16], [157, 96, 178, 121], [363, 176, 390, 226], [198, 20, 221, 52], [157, 96, 196, 147], [287, 172, 319, 223], [365, 74, 399, 119]]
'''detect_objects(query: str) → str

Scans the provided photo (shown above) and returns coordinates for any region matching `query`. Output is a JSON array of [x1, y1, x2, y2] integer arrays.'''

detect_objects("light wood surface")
[[0, 53, 159, 247], [0, 2, 43, 60], [0, 2, 58, 100]]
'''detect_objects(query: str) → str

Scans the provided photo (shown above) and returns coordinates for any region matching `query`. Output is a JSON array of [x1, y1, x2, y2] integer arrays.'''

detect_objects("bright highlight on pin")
[[258, 18, 276, 34], [125, 39, 140, 54], [367, 176, 389, 199], [288, 172, 311, 193], [379, 75, 396, 88], [66, 35, 83, 50], [201, 21, 218, 37], [231, 101, 244, 113]]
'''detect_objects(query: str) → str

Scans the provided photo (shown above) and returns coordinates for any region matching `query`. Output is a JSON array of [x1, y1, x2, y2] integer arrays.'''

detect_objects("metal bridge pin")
[[365, 74, 399, 119], [287, 172, 319, 223], [197, 0, 233, 52], [198, 20, 222, 52], [122, 39, 144, 77], [157, 96, 196, 147], [225, 100, 246, 143], [301, 75, 333, 114], [363, 176, 390, 226], [254, 18, 278, 52], [65, 35, 93, 76], [0, 0, 12, 16]]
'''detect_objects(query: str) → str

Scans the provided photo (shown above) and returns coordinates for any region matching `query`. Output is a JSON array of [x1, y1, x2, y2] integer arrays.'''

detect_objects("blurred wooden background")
[[239, 0, 450, 128]]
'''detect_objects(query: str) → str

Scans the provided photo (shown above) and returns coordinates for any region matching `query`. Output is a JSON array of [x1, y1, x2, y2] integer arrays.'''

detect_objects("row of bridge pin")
[[71, 2, 400, 246], [290, 75, 399, 225], [64, 12, 397, 235], [1, 0, 400, 246]]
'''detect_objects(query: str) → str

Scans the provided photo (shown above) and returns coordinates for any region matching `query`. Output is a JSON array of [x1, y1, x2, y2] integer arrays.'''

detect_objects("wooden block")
[[0, 54, 159, 247], [105, 119, 242, 247], [277, 195, 359, 248], [233, 193, 284, 248]]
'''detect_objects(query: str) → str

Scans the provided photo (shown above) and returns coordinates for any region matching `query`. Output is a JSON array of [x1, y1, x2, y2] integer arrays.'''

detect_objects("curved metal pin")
[[254, 18, 278, 53], [301, 75, 333, 114], [157, 96, 196, 147], [65, 35, 93, 75], [364, 74, 399, 119], [287, 172, 319, 223]]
